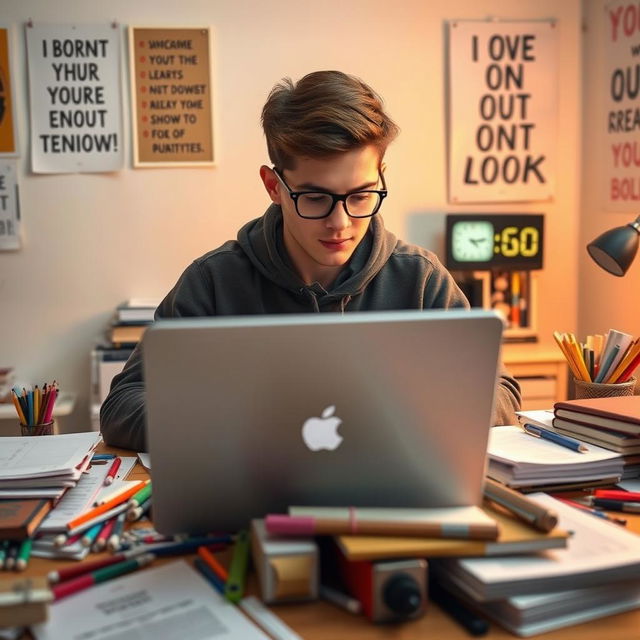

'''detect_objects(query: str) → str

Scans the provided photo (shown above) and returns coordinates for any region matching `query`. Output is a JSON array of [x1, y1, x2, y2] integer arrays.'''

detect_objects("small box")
[[251, 519, 319, 604]]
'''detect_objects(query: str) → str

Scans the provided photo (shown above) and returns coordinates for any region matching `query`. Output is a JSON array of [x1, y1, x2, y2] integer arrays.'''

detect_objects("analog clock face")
[[451, 221, 494, 262]]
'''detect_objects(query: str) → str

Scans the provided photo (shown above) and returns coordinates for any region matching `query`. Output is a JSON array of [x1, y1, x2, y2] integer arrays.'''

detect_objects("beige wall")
[[579, 0, 640, 338], [0, 0, 582, 433]]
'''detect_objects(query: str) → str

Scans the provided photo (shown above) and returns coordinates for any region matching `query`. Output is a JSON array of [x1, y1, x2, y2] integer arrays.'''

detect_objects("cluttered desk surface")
[[7, 441, 640, 640]]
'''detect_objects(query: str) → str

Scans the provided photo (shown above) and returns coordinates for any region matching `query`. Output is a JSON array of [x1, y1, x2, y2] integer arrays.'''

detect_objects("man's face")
[[261, 145, 383, 287]]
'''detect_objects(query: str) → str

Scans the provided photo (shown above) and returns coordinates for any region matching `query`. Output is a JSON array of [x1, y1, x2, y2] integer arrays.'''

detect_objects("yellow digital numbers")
[[497, 226, 539, 258]]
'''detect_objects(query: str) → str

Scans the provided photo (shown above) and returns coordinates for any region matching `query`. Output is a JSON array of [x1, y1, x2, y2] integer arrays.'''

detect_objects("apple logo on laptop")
[[301, 405, 343, 451]]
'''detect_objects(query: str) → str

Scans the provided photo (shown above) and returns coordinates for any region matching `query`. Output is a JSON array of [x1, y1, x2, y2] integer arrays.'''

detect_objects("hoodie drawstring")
[[300, 288, 351, 314]]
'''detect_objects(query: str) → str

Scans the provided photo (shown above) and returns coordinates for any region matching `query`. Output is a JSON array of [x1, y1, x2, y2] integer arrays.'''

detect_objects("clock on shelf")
[[445, 214, 544, 271]]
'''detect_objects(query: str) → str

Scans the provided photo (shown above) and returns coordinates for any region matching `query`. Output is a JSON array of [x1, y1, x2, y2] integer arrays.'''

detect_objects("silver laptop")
[[143, 309, 503, 534]]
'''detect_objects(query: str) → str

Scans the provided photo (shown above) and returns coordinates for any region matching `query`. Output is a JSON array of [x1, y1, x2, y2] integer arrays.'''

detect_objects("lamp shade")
[[587, 216, 640, 277]]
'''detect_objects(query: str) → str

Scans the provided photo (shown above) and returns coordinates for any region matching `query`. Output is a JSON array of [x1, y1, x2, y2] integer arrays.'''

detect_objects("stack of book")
[[486, 425, 624, 491], [552, 396, 640, 479], [107, 298, 160, 348], [431, 494, 640, 636]]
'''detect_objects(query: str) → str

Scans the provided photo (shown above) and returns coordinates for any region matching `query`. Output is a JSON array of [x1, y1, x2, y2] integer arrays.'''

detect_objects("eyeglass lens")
[[297, 192, 382, 218]]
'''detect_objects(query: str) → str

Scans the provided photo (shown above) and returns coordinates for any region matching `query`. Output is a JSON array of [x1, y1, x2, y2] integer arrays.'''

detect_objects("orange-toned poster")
[[130, 27, 214, 167], [0, 28, 17, 156]]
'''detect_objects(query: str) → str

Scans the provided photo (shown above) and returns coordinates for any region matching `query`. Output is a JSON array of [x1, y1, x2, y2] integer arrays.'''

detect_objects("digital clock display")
[[445, 214, 544, 270]]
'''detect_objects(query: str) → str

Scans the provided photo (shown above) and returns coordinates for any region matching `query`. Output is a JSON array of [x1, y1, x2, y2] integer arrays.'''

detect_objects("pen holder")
[[573, 377, 636, 400], [20, 421, 54, 436]]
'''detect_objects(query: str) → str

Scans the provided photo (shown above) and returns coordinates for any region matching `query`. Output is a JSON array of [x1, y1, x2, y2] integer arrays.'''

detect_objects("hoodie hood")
[[237, 204, 398, 307]]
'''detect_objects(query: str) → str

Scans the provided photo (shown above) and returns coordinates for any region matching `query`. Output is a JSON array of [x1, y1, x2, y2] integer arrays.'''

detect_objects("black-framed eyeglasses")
[[273, 167, 387, 219]]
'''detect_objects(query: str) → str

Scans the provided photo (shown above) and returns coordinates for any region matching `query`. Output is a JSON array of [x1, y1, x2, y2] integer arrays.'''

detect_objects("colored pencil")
[[67, 480, 147, 530], [198, 545, 229, 582], [53, 554, 155, 601]]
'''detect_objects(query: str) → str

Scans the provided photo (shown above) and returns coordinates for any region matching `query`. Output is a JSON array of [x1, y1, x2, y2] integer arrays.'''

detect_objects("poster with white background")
[[603, 1, 640, 211], [448, 21, 558, 203], [0, 160, 20, 250], [26, 23, 123, 173]]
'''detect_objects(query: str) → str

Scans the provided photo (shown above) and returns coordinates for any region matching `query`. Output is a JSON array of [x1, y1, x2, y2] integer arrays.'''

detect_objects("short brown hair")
[[261, 70, 399, 170]]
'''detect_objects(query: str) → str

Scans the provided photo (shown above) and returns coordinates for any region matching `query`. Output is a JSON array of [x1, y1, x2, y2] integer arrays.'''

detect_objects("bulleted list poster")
[[130, 27, 214, 167]]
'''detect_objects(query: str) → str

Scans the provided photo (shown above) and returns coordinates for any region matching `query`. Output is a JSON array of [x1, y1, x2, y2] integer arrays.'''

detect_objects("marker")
[[553, 497, 627, 526], [127, 483, 152, 509], [319, 584, 362, 614], [194, 557, 225, 595], [484, 477, 558, 532], [93, 517, 117, 552], [590, 498, 640, 513], [16, 538, 33, 571], [140, 535, 233, 557], [522, 423, 588, 453], [225, 530, 250, 603], [197, 545, 229, 582], [593, 489, 640, 503], [104, 457, 121, 485], [92, 454, 116, 461], [53, 554, 155, 601], [48, 549, 146, 584], [5, 541, 19, 570], [126, 498, 152, 522], [240, 596, 303, 640], [82, 522, 105, 548], [107, 512, 127, 552]]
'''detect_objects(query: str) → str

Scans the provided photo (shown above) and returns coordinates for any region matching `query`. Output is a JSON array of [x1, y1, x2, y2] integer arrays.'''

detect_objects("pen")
[[104, 457, 121, 485], [319, 584, 362, 614], [590, 498, 640, 513], [127, 482, 152, 509], [107, 512, 127, 552], [553, 497, 627, 526], [484, 477, 558, 532], [92, 454, 116, 461], [522, 423, 588, 453], [593, 489, 640, 503]]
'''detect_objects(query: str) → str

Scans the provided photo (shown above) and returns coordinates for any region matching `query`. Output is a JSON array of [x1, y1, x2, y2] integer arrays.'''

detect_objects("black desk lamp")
[[587, 215, 640, 276]]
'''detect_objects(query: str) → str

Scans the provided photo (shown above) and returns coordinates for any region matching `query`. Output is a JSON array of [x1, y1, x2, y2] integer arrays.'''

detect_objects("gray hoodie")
[[100, 205, 520, 451]]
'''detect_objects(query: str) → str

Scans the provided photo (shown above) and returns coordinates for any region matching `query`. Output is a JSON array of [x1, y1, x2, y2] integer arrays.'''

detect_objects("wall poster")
[[129, 27, 215, 167], [604, 1, 640, 211], [448, 21, 558, 203], [0, 27, 18, 156], [25, 23, 124, 173], [0, 161, 21, 250]]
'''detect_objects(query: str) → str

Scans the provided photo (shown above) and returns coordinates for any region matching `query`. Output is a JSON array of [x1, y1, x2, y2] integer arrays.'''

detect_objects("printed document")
[[32, 560, 270, 640]]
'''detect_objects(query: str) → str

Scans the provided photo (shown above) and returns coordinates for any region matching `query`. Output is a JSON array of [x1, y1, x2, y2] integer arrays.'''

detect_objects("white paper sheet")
[[0, 432, 101, 479], [32, 561, 270, 640], [137, 452, 151, 469]]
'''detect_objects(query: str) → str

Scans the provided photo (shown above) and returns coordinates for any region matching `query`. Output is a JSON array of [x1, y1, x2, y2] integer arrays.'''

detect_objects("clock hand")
[[469, 238, 487, 247]]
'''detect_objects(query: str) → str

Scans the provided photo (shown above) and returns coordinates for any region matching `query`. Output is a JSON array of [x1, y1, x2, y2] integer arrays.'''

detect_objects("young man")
[[101, 70, 521, 452]]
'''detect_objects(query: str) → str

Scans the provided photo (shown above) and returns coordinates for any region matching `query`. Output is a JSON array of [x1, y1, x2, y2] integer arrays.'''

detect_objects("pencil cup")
[[573, 377, 636, 400], [20, 421, 54, 436]]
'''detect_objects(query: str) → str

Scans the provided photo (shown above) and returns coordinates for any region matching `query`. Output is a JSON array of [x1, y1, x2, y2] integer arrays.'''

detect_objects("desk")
[[502, 343, 569, 410], [0, 393, 77, 436], [16, 445, 640, 640]]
